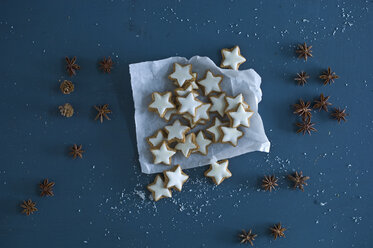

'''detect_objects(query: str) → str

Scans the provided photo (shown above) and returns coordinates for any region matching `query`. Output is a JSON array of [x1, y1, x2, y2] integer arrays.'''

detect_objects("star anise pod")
[[331, 107, 348, 123], [319, 67, 339, 85], [296, 118, 317, 135], [296, 42, 312, 61], [70, 144, 84, 159], [239, 229, 257, 246], [59, 103, 74, 118], [65, 56, 80, 76], [270, 223, 286, 240], [262, 175, 278, 192], [313, 93, 332, 112], [99, 57, 114, 73], [294, 71, 309, 86], [21, 199, 38, 215], [40, 179, 55, 197], [293, 99, 312, 120], [94, 104, 112, 123], [288, 171, 310, 191], [60, 80, 74, 94]]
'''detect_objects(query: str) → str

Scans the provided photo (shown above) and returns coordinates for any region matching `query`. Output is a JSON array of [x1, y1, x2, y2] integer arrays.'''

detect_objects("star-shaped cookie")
[[194, 131, 212, 155], [164, 165, 189, 191], [189, 73, 199, 90], [220, 46, 246, 70], [225, 93, 249, 112], [147, 175, 172, 201], [204, 160, 232, 185], [220, 126, 244, 146], [147, 129, 165, 148], [162, 108, 177, 122], [227, 103, 254, 128], [197, 70, 223, 96], [175, 133, 199, 158], [150, 141, 176, 165], [192, 103, 211, 125], [206, 117, 227, 143], [209, 92, 227, 117], [148, 91, 175, 118], [168, 63, 194, 87], [175, 84, 195, 97], [177, 92, 203, 116], [164, 119, 190, 143]]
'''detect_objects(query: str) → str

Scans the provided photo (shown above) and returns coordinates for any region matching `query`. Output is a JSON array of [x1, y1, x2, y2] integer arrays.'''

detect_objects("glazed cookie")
[[147, 175, 172, 201], [197, 70, 223, 96], [168, 63, 194, 88], [164, 119, 190, 143], [175, 133, 199, 158], [163, 165, 189, 191], [192, 103, 211, 125], [176, 92, 203, 117], [175, 85, 198, 97], [194, 130, 212, 155], [227, 103, 254, 128], [190, 73, 199, 90], [148, 91, 175, 118], [204, 159, 232, 185], [220, 46, 246, 70], [182, 113, 195, 128], [206, 117, 227, 143], [209, 92, 227, 117], [220, 126, 244, 147], [162, 108, 177, 122], [150, 141, 176, 165], [225, 93, 249, 112], [147, 129, 165, 148]]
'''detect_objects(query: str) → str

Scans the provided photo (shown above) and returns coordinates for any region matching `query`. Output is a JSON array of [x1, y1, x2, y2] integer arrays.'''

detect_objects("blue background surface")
[[0, 0, 372, 247]]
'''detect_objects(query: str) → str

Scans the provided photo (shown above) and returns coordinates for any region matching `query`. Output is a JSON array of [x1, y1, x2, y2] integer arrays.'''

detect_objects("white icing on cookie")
[[225, 93, 249, 112], [175, 84, 194, 96], [220, 126, 244, 146], [162, 108, 177, 122], [168, 63, 194, 87], [147, 175, 172, 201], [175, 133, 198, 158], [192, 103, 211, 125], [194, 131, 212, 155], [189, 73, 199, 90], [206, 117, 226, 143], [227, 103, 254, 128], [149, 91, 174, 117], [197, 70, 223, 96], [220, 46, 246, 70], [164, 119, 190, 142], [177, 92, 203, 116], [182, 113, 194, 127], [150, 141, 176, 165], [190, 81, 199, 90], [204, 160, 232, 185], [147, 130, 165, 148], [164, 165, 189, 191], [209, 92, 227, 117]]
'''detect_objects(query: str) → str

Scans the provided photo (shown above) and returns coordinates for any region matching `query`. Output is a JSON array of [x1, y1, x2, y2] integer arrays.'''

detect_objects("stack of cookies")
[[146, 46, 253, 200], [147, 59, 253, 166]]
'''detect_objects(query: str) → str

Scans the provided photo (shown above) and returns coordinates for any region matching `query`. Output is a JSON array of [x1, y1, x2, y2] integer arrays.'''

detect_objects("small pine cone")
[[60, 80, 74, 94], [59, 103, 74, 117]]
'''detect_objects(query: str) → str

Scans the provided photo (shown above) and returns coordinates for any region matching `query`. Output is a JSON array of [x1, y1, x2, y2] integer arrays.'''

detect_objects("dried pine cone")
[[60, 80, 74, 94], [59, 103, 74, 117]]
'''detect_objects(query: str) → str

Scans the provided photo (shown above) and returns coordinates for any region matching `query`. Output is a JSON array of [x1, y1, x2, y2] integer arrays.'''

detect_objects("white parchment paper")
[[129, 56, 270, 174]]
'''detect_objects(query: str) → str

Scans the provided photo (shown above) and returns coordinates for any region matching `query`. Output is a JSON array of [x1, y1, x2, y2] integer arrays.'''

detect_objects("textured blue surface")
[[0, 0, 372, 247]]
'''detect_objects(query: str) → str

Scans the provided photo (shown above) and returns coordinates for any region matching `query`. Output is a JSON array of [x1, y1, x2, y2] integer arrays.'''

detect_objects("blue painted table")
[[0, 1, 372, 247]]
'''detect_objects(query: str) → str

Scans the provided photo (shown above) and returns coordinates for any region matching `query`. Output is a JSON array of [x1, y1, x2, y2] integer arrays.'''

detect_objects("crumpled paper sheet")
[[129, 56, 270, 174]]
